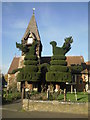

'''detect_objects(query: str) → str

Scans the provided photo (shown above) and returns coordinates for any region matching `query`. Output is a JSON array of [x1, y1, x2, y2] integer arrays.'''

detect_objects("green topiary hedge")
[[24, 66, 39, 72], [50, 66, 68, 72], [24, 55, 37, 60], [46, 72, 71, 82], [24, 60, 38, 65], [51, 55, 66, 60], [46, 37, 73, 83], [50, 60, 67, 65], [17, 72, 41, 82], [16, 41, 41, 82]]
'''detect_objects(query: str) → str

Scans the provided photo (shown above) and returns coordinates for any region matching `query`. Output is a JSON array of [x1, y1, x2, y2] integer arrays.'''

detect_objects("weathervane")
[[33, 8, 35, 14]]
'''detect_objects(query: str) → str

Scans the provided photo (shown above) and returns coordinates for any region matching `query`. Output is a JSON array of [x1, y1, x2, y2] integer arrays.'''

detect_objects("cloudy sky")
[[2, 2, 88, 74]]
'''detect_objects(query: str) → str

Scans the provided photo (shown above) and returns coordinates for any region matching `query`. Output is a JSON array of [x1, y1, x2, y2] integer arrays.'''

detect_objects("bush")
[[2, 92, 21, 104], [50, 66, 68, 72], [17, 71, 41, 82], [24, 66, 39, 72], [51, 55, 66, 60], [69, 65, 83, 73], [24, 60, 38, 65], [46, 72, 71, 82], [50, 60, 67, 65], [24, 55, 37, 60], [39, 63, 50, 72]]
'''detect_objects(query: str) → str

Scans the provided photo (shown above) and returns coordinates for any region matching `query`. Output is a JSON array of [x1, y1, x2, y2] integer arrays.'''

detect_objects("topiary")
[[46, 36, 73, 83]]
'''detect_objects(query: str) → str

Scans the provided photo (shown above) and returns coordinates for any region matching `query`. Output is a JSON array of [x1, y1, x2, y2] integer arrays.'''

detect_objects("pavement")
[[1, 99, 88, 119]]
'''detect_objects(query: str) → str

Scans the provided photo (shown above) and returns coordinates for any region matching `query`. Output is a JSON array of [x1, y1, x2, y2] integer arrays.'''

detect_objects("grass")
[[57, 92, 88, 102], [2, 88, 88, 103]]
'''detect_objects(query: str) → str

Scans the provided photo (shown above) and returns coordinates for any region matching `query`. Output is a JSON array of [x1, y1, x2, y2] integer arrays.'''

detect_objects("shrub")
[[17, 71, 41, 82], [51, 55, 66, 60], [46, 72, 71, 82], [24, 66, 39, 72], [24, 55, 37, 60], [24, 60, 38, 65], [50, 66, 68, 72], [69, 65, 83, 73], [39, 63, 50, 72], [50, 60, 67, 65]]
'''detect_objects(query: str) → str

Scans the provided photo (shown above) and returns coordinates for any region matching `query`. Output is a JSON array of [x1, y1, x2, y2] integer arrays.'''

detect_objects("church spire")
[[22, 8, 40, 41]]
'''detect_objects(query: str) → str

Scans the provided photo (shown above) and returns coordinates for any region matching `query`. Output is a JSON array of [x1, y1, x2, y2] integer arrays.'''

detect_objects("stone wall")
[[23, 99, 88, 115]]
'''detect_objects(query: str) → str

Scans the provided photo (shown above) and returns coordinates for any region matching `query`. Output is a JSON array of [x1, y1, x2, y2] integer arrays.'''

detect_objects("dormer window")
[[27, 37, 33, 45]]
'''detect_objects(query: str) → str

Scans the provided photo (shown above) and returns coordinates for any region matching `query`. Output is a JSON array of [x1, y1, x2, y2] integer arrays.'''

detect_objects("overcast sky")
[[2, 2, 88, 74]]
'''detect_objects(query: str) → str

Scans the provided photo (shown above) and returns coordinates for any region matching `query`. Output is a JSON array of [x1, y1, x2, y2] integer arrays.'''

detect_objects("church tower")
[[21, 8, 42, 63]]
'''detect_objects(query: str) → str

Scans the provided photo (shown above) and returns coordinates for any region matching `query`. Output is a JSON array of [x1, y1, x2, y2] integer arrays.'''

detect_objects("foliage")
[[12, 68, 22, 74], [39, 63, 50, 72], [39, 63, 50, 84], [50, 36, 73, 56], [50, 66, 68, 72], [50, 60, 67, 65], [46, 72, 71, 82], [24, 55, 37, 60], [16, 42, 29, 54], [2, 90, 21, 104], [16, 41, 41, 82], [46, 37, 73, 83], [24, 60, 38, 65], [69, 65, 83, 73], [51, 55, 66, 60]]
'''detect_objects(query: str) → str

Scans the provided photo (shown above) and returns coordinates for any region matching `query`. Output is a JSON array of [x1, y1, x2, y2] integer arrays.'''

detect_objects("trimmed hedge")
[[24, 55, 37, 60], [39, 63, 50, 72], [50, 66, 68, 72], [46, 38, 73, 83], [16, 41, 41, 82], [46, 72, 71, 82], [24, 60, 38, 65], [50, 60, 67, 65], [24, 66, 39, 72], [17, 71, 41, 82], [51, 55, 66, 60]]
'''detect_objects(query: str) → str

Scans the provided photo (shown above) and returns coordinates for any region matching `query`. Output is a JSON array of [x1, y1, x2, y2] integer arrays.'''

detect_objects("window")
[[27, 37, 33, 44]]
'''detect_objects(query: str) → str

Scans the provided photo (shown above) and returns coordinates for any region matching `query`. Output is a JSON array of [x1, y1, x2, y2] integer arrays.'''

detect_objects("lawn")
[[57, 92, 88, 102]]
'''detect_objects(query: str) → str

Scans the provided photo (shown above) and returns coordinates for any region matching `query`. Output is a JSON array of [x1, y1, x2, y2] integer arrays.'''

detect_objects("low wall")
[[23, 99, 88, 115]]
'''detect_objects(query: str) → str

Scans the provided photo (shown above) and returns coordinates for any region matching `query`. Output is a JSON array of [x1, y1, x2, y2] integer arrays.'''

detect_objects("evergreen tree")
[[46, 36, 73, 83]]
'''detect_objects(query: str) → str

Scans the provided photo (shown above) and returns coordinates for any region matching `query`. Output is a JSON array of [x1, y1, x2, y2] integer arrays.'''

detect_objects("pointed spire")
[[22, 8, 40, 41]]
